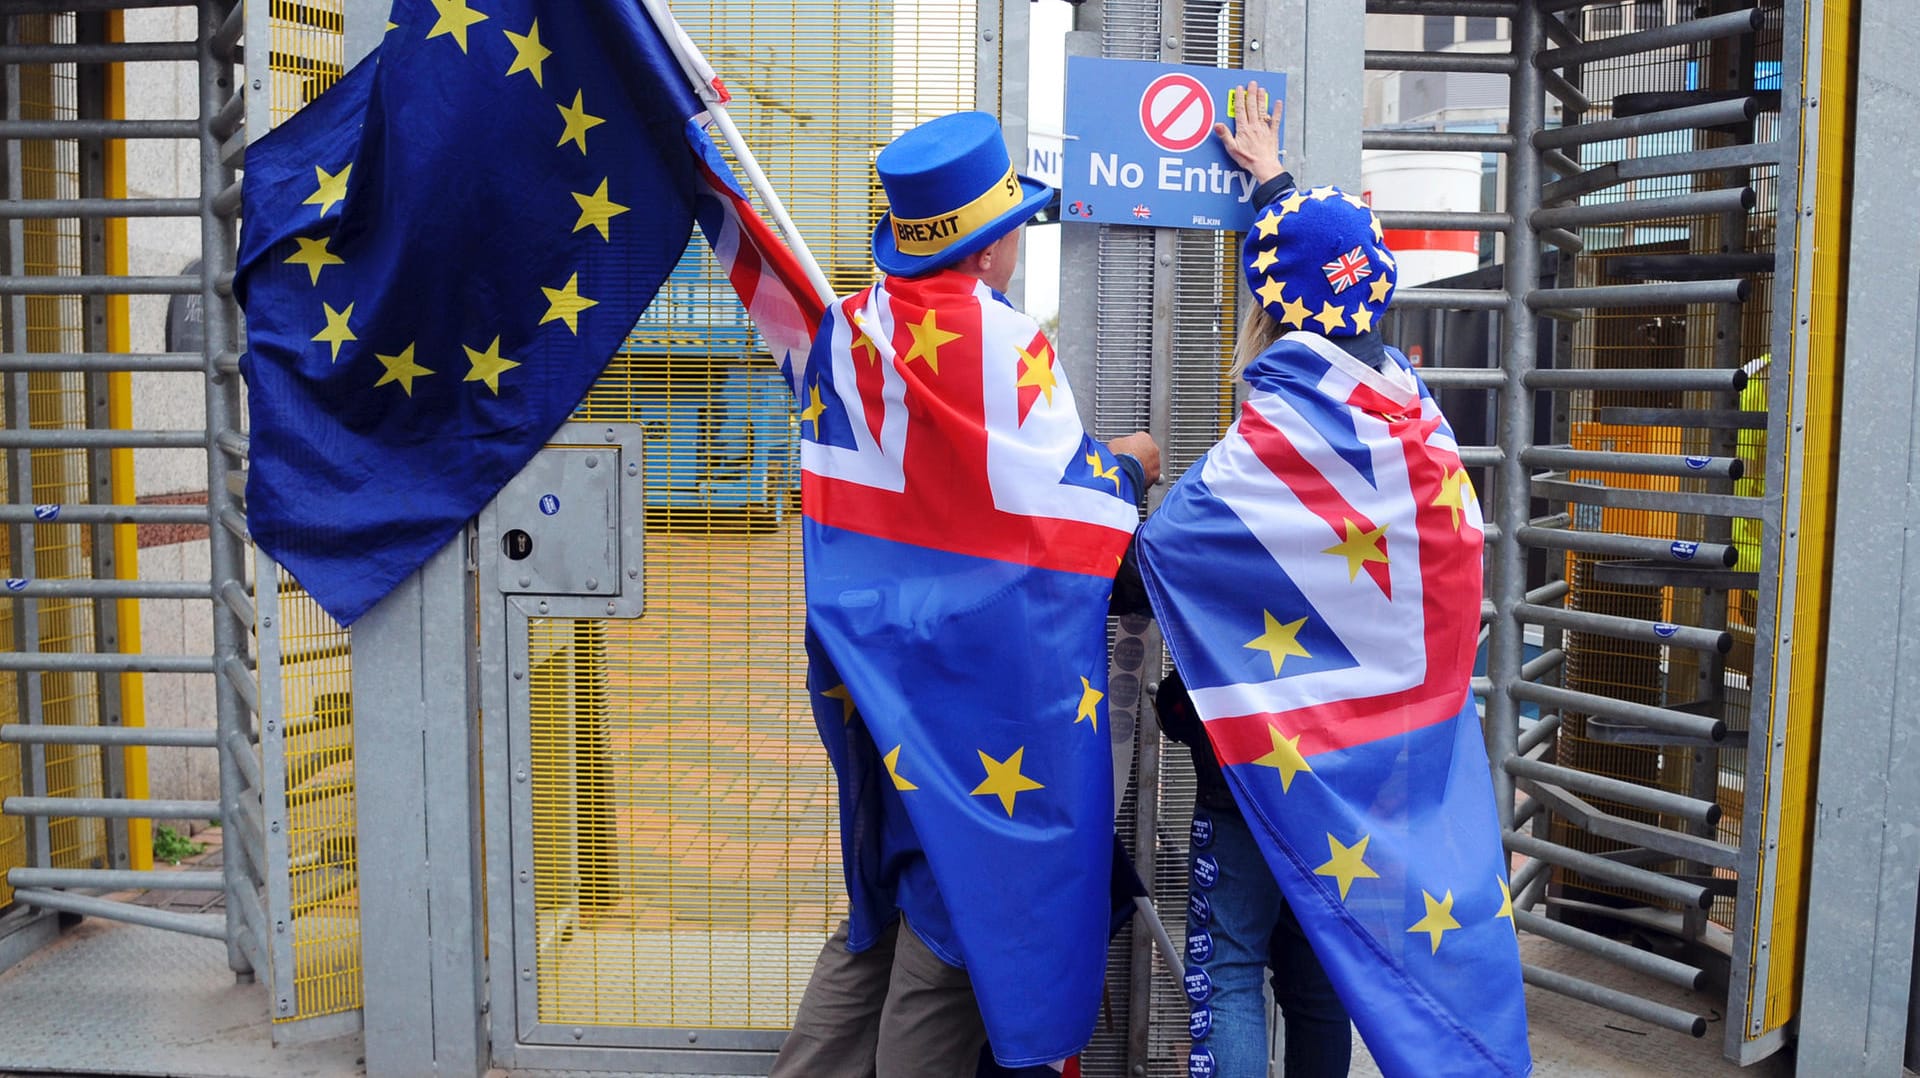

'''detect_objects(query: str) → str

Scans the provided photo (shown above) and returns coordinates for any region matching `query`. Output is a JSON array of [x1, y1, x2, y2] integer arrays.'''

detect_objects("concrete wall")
[[122, 9, 215, 831]]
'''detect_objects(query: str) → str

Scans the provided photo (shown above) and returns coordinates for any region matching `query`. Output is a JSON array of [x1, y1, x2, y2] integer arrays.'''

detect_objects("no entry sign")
[[1140, 72, 1214, 152], [1063, 58, 1286, 231]]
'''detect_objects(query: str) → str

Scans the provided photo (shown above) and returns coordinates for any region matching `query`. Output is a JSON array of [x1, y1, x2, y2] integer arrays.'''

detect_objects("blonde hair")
[[1229, 299, 1287, 380]]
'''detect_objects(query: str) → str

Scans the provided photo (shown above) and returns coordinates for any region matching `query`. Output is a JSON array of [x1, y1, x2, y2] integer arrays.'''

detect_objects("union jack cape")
[[790, 269, 1141, 1066], [1134, 331, 1531, 1077]]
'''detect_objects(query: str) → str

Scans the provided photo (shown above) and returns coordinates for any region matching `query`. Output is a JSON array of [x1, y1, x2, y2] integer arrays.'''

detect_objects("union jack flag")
[[1135, 332, 1530, 1077], [1322, 244, 1373, 294], [793, 269, 1140, 1066], [687, 123, 824, 373], [1132, 203, 1152, 220]]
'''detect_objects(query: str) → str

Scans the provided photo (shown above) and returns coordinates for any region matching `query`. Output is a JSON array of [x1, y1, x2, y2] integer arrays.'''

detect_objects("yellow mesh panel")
[[1549, 2, 1781, 927], [3, 14, 109, 876], [270, 571, 360, 1019], [527, 0, 980, 1030], [266, 5, 360, 1023]]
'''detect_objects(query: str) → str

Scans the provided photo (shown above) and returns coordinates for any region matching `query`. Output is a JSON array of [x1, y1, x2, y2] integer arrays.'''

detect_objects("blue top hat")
[[872, 111, 1054, 278], [1243, 185, 1397, 338]]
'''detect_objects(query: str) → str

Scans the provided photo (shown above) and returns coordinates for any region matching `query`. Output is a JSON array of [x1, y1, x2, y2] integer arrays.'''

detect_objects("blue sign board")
[[1062, 58, 1286, 231]]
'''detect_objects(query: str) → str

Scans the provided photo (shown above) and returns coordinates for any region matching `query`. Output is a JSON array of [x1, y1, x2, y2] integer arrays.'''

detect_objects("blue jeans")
[[1186, 805, 1351, 1078]]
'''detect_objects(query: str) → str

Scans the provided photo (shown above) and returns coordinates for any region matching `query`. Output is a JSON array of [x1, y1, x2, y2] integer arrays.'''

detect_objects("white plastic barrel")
[[1360, 149, 1484, 287]]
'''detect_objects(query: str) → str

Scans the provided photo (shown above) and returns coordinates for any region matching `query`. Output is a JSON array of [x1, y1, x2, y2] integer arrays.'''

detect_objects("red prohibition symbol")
[[1139, 72, 1215, 153]]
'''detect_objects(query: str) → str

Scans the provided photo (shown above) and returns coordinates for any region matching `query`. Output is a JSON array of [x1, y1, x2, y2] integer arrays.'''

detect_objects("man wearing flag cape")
[[771, 112, 1161, 1076], [1119, 82, 1532, 1077]]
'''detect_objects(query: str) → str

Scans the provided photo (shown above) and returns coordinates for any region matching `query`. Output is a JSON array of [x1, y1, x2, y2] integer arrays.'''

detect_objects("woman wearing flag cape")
[[1115, 82, 1533, 1077]]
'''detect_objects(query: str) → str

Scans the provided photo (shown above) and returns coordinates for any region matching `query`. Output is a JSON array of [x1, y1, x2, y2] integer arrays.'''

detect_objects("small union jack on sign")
[[1322, 245, 1372, 294], [1132, 204, 1152, 220]]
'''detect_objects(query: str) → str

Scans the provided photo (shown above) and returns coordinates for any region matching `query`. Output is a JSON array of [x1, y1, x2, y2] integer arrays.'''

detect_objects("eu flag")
[[796, 270, 1142, 1066], [1134, 333, 1531, 1077], [236, 0, 710, 625]]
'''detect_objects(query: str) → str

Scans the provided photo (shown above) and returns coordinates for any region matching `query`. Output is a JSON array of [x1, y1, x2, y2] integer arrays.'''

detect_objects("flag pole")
[[638, 0, 837, 307]]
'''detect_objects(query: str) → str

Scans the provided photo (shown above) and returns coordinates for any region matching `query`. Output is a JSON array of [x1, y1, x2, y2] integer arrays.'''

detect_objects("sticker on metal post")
[[538, 493, 561, 516], [31, 504, 59, 521], [1063, 57, 1286, 231], [4, 578, 25, 592], [1670, 540, 1699, 561]]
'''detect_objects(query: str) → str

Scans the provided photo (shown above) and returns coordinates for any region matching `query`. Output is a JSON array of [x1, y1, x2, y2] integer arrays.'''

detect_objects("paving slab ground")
[[0, 903, 1832, 1078]]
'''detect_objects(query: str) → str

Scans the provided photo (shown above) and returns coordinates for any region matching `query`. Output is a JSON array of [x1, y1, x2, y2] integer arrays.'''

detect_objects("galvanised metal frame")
[[1794, 0, 1920, 1068], [0, 0, 267, 987], [1356, 0, 1803, 1058]]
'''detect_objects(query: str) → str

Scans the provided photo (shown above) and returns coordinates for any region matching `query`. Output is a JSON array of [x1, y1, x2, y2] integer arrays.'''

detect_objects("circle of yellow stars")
[[285, 0, 633, 401], [1247, 187, 1396, 338]]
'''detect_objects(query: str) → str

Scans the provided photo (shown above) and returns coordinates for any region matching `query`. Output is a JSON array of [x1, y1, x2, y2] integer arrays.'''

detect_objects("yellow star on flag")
[[1370, 214, 1386, 243], [1253, 209, 1283, 239], [1277, 189, 1309, 216], [1312, 301, 1347, 334], [1075, 676, 1103, 731], [304, 163, 351, 216], [798, 384, 828, 438], [1408, 889, 1462, 954], [572, 178, 630, 241], [1322, 519, 1389, 581], [502, 19, 550, 84], [883, 745, 918, 791], [374, 343, 433, 396], [1252, 724, 1313, 792], [1314, 833, 1380, 900], [851, 333, 879, 366], [1497, 876, 1515, 929], [903, 309, 961, 373], [1342, 192, 1371, 211], [1084, 450, 1121, 492], [1016, 341, 1058, 407], [1309, 186, 1340, 201], [820, 683, 855, 724], [284, 235, 344, 285], [971, 747, 1044, 817], [556, 90, 605, 154], [1250, 247, 1279, 273], [539, 272, 597, 335], [1432, 468, 1470, 530], [1351, 305, 1375, 334], [425, 0, 488, 52], [311, 301, 356, 362], [1254, 276, 1288, 309], [1278, 294, 1311, 330], [1369, 274, 1394, 304], [1245, 609, 1311, 675], [462, 335, 519, 394], [1380, 249, 1397, 271]]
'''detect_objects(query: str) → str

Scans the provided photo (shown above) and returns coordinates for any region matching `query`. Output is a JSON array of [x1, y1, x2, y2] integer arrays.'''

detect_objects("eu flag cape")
[[236, 0, 813, 625], [1135, 332, 1531, 1077], [794, 270, 1140, 1066]]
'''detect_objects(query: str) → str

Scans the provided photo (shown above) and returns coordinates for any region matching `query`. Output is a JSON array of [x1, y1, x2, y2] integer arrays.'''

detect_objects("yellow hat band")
[[890, 167, 1023, 257]]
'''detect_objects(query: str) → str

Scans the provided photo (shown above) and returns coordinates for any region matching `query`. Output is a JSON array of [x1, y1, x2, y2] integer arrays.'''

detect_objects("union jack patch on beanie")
[[1243, 185, 1396, 338]]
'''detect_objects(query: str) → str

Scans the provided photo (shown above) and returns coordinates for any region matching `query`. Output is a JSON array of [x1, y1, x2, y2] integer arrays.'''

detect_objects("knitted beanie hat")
[[1242, 185, 1396, 338]]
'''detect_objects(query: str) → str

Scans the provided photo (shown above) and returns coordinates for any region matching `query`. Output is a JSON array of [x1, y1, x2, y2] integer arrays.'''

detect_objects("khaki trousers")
[[770, 919, 988, 1078]]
